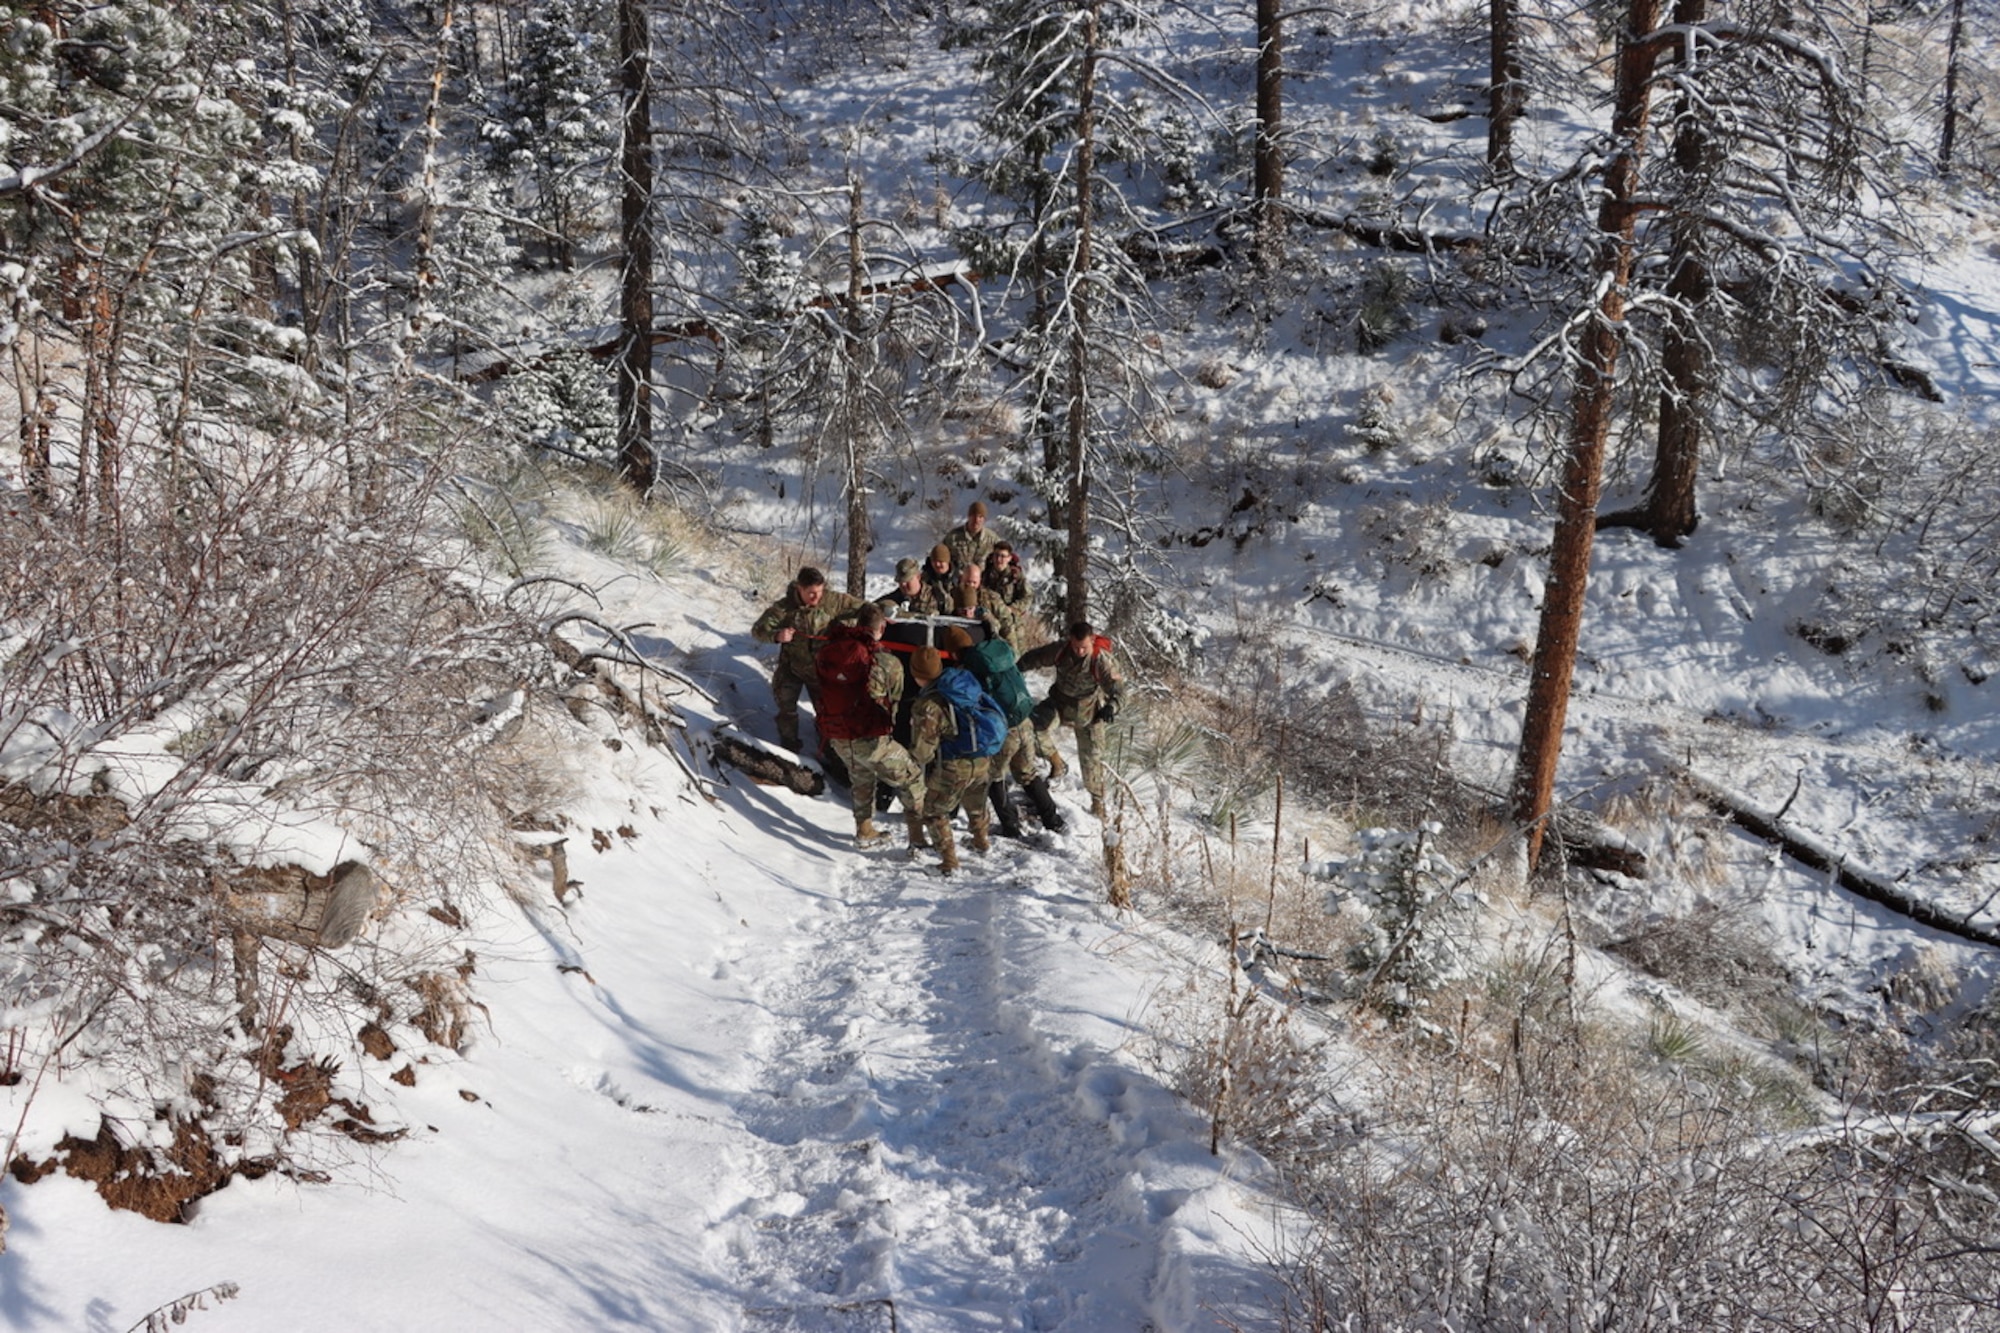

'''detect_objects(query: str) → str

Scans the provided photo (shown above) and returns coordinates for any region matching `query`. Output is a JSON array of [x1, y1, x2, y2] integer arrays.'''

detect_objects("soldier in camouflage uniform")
[[907, 646, 993, 875], [919, 544, 958, 607], [1018, 620, 1125, 818], [876, 556, 950, 618], [940, 626, 1063, 837], [984, 543, 1030, 615], [815, 604, 928, 850], [750, 566, 865, 752], [951, 563, 1019, 647], [942, 500, 999, 574]]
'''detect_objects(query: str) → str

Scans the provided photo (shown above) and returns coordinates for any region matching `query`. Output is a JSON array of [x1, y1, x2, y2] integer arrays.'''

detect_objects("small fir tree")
[[1318, 823, 1477, 1018]]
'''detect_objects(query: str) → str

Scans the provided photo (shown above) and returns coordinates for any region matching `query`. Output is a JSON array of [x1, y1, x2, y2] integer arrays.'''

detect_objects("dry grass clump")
[[1147, 963, 1356, 1171], [1598, 780, 1735, 890], [1601, 901, 1794, 1013]]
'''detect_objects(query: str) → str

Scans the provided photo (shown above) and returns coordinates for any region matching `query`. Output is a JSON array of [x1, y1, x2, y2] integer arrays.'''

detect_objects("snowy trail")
[[709, 832, 1273, 1330]]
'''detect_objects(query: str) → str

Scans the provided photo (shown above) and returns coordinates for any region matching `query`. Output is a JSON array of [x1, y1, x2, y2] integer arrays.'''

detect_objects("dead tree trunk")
[[1512, 0, 1667, 868], [1940, 0, 1967, 175], [1599, 0, 1711, 549], [842, 176, 872, 599]]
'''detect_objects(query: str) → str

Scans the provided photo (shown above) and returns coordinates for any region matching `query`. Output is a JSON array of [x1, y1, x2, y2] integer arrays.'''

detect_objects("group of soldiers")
[[750, 500, 1125, 875]]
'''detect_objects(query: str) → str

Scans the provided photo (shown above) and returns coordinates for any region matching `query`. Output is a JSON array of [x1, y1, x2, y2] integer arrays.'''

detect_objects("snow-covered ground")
[[8, 3, 2000, 1327], [0, 550, 1291, 1331]]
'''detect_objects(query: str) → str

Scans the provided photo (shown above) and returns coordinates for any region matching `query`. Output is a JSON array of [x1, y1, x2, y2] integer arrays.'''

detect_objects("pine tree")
[[948, 0, 1166, 622], [480, 0, 611, 270]]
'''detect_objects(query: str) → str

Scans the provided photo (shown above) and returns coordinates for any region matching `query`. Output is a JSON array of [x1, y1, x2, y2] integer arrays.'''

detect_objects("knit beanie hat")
[[939, 626, 974, 652], [967, 500, 988, 519], [930, 543, 952, 565], [954, 585, 978, 612], [910, 646, 943, 684]]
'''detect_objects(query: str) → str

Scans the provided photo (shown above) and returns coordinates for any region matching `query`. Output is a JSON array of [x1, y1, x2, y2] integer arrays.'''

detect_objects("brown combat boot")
[[1044, 748, 1068, 781], [968, 815, 991, 854], [855, 817, 886, 846], [905, 805, 930, 850], [929, 819, 958, 875]]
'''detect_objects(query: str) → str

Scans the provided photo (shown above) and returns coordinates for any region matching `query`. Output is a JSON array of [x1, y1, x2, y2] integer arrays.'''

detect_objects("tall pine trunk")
[[1512, 0, 1666, 867], [1252, 0, 1284, 269], [1488, 0, 1525, 174], [616, 0, 656, 493], [1062, 1, 1101, 626]]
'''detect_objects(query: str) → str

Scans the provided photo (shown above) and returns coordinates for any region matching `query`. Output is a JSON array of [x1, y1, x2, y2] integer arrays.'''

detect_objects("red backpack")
[[815, 628, 892, 741]]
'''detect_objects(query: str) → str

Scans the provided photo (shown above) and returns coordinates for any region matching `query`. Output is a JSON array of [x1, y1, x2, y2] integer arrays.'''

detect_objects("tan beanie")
[[910, 646, 943, 684], [939, 626, 974, 652]]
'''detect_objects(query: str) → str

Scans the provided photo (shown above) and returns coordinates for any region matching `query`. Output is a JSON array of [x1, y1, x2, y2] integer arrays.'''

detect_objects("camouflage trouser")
[[1032, 696, 1108, 802], [830, 735, 925, 825], [923, 755, 992, 832], [994, 718, 1038, 785], [771, 662, 813, 749]]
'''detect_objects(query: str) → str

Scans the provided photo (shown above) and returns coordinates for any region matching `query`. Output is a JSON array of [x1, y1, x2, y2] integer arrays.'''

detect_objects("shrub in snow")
[[505, 348, 618, 465], [1157, 111, 1221, 213], [1317, 823, 1477, 1017], [1361, 496, 1461, 580], [1347, 393, 1400, 454], [1355, 263, 1415, 353]]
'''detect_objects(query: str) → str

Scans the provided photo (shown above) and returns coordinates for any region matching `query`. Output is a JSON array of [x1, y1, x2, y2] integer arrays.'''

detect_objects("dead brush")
[[1601, 901, 1793, 1015], [1208, 670, 1485, 833], [1597, 779, 1733, 891], [1271, 977, 2000, 1330]]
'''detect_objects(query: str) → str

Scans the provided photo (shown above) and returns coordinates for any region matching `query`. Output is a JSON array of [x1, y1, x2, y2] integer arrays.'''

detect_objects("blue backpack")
[[932, 667, 1007, 760]]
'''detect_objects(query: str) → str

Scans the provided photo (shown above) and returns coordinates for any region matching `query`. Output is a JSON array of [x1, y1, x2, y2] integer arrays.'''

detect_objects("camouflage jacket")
[[943, 523, 999, 573], [862, 644, 906, 711], [751, 586, 866, 678], [969, 591, 1019, 647], [876, 582, 952, 618], [908, 689, 958, 767], [985, 563, 1031, 610], [1017, 635, 1124, 713]]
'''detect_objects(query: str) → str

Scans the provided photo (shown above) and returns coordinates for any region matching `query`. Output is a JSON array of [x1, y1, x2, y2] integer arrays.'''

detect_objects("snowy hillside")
[[0, 529, 1295, 1329], [8, 0, 2000, 1326]]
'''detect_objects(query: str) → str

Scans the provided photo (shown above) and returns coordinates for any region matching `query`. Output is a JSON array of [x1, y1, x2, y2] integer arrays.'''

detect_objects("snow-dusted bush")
[[1360, 495, 1460, 579], [0, 414, 564, 1212], [1346, 391, 1401, 454], [1317, 823, 1477, 1017], [1275, 991, 2000, 1328], [504, 348, 619, 466], [1155, 972, 1351, 1167]]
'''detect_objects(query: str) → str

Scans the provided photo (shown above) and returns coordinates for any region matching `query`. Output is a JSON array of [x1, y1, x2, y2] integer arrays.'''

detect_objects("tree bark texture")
[[1512, 0, 1667, 868], [615, 0, 656, 493], [1488, 0, 1525, 174], [843, 176, 872, 599], [1063, 2, 1101, 627], [1252, 0, 1284, 267]]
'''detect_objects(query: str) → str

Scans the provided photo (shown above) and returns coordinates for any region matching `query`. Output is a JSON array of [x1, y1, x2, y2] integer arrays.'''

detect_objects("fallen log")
[[1679, 767, 2000, 949], [711, 733, 825, 797]]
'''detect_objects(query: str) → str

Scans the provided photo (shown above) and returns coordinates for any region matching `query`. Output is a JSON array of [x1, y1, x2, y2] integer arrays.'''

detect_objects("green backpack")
[[962, 637, 1035, 728]]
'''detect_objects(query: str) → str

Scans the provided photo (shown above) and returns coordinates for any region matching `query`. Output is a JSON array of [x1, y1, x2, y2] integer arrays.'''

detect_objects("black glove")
[[1094, 700, 1118, 724]]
